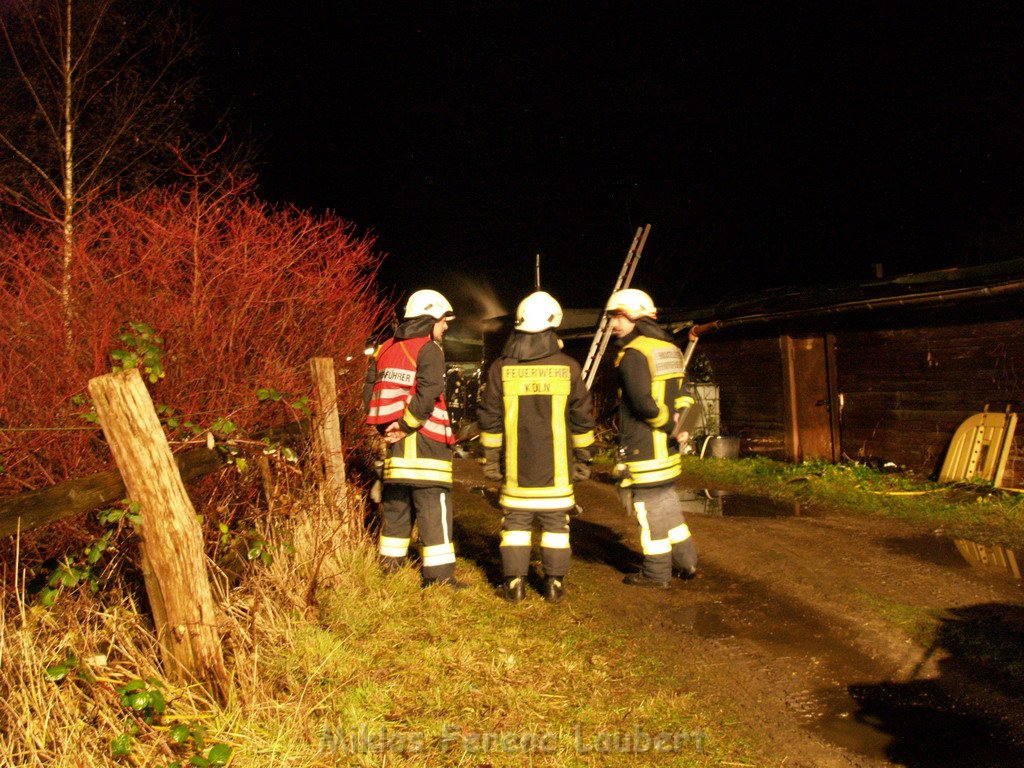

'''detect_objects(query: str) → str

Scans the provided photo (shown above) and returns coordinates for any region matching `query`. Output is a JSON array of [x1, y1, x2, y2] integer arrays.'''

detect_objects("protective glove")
[[369, 460, 384, 504], [482, 447, 503, 482], [572, 446, 592, 481], [613, 461, 634, 514]]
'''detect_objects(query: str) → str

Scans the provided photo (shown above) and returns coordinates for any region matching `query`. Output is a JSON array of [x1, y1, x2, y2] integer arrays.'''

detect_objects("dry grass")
[[1, 489, 745, 767]]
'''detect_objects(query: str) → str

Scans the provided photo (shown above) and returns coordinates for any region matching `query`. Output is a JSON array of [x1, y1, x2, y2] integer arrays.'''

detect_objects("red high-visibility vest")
[[367, 336, 454, 445]]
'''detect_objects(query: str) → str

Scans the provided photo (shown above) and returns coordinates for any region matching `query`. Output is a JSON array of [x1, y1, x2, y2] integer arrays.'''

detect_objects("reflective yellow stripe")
[[500, 492, 575, 511], [626, 454, 681, 485], [504, 394, 520, 485], [540, 531, 570, 550], [647, 381, 670, 428], [387, 457, 452, 471], [552, 393, 569, 488], [675, 395, 695, 410], [385, 456, 453, 484], [572, 430, 595, 448], [402, 433, 418, 459], [422, 542, 455, 566], [668, 523, 691, 543], [480, 431, 503, 448], [402, 409, 424, 429], [385, 467, 453, 484], [630, 465, 680, 486], [501, 484, 574, 498], [379, 537, 410, 557], [501, 529, 533, 547], [635, 501, 672, 555]]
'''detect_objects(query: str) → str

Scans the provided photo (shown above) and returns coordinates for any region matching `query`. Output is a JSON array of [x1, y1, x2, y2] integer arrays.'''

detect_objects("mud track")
[[451, 458, 1024, 767]]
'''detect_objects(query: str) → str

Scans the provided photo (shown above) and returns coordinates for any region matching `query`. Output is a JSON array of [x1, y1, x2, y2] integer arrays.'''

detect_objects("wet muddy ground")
[[452, 457, 1024, 767]]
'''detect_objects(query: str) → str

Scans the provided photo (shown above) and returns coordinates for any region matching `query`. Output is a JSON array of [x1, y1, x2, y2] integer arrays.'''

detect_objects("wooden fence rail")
[[0, 421, 309, 539], [1, 356, 357, 704]]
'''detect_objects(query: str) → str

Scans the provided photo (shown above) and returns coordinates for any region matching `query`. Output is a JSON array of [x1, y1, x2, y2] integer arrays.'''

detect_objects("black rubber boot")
[[499, 576, 526, 603], [622, 572, 670, 588], [543, 576, 565, 604], [380, 556, 406, 574], [673, 565, 699, 580]]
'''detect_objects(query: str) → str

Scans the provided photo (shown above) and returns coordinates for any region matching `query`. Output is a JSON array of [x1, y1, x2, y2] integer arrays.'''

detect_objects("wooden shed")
[[673, 260, 1024, 487]]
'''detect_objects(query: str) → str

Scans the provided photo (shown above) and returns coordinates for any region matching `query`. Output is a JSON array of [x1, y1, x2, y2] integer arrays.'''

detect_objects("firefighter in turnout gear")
[[605, 288, 699, 587], [364, 289, 466, 588], [477, 291, 596, 603]]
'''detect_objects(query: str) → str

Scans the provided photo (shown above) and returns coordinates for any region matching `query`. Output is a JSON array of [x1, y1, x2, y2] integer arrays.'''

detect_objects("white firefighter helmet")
[[403, 289, 455, 320], [605, 288, 657, 320], [515, 291, 563, 333]]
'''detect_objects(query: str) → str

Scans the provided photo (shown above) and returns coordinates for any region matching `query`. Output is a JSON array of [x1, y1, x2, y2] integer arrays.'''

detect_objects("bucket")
[[707, 436, 740, 459]]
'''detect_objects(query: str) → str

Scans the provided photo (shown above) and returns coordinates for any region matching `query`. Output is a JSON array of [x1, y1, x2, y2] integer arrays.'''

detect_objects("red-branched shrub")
[[0, 177, 388, 497]]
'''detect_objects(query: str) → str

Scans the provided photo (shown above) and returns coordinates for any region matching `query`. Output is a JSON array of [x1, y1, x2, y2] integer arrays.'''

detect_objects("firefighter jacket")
[[477, 330, 595, 511], [365, 317, 454, 487], [614, 319, 695, 488]]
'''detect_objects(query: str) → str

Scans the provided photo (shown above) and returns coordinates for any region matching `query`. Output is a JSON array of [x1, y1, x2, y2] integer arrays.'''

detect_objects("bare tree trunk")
[[60, 0, 74, 347], [88, 368, 229, 703]]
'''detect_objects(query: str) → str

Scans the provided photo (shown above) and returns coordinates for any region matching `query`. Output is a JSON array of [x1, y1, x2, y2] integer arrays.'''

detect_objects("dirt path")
[[451, 458, 1024, 768]]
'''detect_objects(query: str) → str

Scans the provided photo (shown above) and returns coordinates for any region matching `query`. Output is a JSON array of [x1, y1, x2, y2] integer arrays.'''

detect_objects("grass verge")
[[1, 491, 757, 768], [669, 455, 1024, 548]]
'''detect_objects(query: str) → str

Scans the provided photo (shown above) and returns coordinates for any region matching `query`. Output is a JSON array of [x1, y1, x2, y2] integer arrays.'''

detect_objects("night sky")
[[191, 2, 1024, 316]]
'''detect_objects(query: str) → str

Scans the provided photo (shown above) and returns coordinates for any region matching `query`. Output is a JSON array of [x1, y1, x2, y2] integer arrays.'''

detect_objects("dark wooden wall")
[[697, 317, 1023, 486], [835, 318, 1023, 485], [700, 336, 788, 459]]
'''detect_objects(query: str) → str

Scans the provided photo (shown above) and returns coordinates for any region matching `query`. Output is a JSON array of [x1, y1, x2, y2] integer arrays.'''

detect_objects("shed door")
[[780, 334, 841, 462]]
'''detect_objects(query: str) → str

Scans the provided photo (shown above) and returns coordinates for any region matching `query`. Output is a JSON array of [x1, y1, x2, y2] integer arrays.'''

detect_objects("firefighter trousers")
[[631, 484, 697, 582], [378, 484, 456, 581], [499, 507, 571, 579]]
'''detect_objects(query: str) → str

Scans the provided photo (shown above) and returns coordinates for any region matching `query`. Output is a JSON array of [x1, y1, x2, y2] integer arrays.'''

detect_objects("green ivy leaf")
[[98, 508, 124, 524], [207, 743, 232, 765], [44, 660, 74, 682], [170, 724, 192, 744], [117, 679, 146, 695], [111, 732, 134, 758], [148, 689, 167, 716]]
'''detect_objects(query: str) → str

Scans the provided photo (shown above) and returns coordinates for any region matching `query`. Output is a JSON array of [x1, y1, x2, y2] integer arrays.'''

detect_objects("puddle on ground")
[[884, 533, 1023, 583], [812, 680, 1024, 766], [669, 488, 1024, 762], [680, 578, 1024, 765], [953, 539, 1023, 581], [686, 489, 1022, 583], [679, 489, 809, 517]]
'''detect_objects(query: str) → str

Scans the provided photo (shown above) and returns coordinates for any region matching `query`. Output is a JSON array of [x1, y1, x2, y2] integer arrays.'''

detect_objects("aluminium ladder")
[[581, 224, 650, 389]]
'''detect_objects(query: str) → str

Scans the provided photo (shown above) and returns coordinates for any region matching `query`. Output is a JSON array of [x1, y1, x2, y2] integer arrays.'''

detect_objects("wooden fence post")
[[309, 357, 349, 522], [88, 368, 229, 703]]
